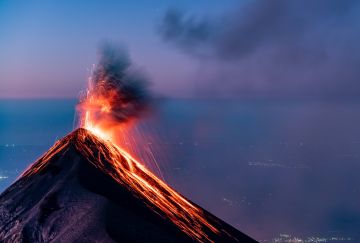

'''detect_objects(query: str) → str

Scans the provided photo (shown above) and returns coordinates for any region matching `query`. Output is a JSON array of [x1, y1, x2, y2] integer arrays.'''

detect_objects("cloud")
[[159, 0, 360, 99]]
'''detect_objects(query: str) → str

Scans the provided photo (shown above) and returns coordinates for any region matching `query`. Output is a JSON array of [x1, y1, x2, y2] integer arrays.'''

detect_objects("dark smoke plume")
[[79, 43, 150, 123], [158, 0, 360, 99]]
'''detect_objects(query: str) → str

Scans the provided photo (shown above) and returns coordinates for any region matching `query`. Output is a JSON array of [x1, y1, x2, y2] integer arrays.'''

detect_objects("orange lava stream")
[[76, 128, 220, 242], [75, 83, 222, 241], [21, 139, 70, 178]]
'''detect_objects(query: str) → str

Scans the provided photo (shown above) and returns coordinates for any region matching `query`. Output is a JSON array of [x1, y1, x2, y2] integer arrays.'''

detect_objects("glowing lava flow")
[[77, 127, 221, 242]]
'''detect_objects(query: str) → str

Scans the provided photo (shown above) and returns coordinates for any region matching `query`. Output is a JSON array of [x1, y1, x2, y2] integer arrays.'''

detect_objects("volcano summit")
[[0, 128, 256, 242]]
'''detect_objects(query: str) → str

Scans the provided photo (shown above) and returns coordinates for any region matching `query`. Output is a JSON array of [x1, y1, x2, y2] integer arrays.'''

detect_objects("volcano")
[[0, 128, 257, 242]]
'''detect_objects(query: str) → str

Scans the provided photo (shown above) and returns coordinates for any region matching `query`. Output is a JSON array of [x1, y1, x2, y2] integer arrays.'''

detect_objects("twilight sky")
[[1, 0, 359, 99]]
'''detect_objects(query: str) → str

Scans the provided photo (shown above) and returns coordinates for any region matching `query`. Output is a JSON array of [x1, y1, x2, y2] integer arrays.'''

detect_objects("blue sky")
[[0, 0, 237, 98]]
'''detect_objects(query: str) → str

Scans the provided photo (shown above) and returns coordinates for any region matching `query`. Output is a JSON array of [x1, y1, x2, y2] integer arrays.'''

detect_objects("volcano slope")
[[0, 128, 257, 243]]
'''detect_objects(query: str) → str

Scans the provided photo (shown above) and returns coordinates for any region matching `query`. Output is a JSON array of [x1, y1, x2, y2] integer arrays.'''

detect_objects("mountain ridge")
[[0, 128, 257, 242]]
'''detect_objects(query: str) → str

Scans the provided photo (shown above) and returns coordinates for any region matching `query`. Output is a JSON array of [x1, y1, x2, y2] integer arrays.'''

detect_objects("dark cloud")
[[159, 0, 360, 99], [159, 9, 214, 58]]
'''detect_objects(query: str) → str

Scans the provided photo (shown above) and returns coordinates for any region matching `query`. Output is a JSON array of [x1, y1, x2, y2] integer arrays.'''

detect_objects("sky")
[[1, 0, 359, 99]]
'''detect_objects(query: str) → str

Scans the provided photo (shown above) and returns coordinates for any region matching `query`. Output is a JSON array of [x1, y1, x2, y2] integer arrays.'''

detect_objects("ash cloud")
[[159, 0, 360, 99], [80, 43, 150, 123]]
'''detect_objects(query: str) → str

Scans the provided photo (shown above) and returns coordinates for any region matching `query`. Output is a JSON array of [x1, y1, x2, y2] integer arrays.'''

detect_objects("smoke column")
[[75, 43, 162, 174], [77, 43, 150, 129]]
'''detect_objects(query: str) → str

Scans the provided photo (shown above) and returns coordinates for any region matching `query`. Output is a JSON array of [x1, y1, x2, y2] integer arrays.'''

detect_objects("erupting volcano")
[[0, 44, 256, 242]]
